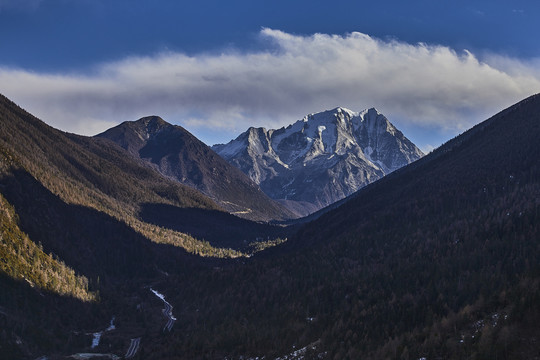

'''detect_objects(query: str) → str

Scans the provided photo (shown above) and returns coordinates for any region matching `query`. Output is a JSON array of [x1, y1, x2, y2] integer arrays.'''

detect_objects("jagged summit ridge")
[[212, 107, 424, 216]]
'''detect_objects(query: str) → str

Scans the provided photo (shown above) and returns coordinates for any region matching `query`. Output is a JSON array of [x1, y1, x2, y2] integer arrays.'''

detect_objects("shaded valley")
[[1, 93, 540, 359], [140, 203, 292, 252]]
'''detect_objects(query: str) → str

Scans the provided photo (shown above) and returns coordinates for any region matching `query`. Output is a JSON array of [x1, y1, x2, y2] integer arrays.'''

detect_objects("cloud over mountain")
[[1, 28, 539, 147]]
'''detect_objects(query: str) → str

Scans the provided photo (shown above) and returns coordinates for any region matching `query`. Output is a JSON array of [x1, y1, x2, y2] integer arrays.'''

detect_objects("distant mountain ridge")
[[96, 116, 295, 222], [213, 107, 423, 215]]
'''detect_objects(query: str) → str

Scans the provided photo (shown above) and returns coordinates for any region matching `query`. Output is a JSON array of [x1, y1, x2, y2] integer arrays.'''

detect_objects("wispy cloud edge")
[[1, 28, 539, 147]]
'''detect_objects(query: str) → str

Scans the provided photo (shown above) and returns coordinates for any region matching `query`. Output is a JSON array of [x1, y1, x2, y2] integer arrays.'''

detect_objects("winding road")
[[151, 288, 176, 332], [124, 337, 141, 359]]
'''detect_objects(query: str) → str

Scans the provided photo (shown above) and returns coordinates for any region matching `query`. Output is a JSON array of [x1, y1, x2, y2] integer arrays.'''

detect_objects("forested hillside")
[[1, 93, 539, 359], [0, 94, 287, 258], [142, 94, 540, 359], [0, 94, 288, 358], [0, 190, 95, 301]]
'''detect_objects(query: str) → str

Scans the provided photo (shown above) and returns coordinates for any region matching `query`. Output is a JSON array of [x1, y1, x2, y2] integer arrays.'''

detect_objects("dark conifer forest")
[[1, 93, 540, 359]]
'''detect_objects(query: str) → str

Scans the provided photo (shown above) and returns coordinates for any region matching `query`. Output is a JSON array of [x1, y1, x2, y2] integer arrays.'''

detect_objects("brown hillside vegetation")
[[0, 190, 95, 301], [0, 94, 255, 258]]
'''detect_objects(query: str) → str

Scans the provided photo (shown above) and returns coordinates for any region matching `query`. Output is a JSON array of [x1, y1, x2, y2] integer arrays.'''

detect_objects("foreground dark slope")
[[292, 93, 540, 250], [0, 95, 291, 358], [149, 95, 540, 359], [0, 94, 242, 357], [97, 116, 295, 222]]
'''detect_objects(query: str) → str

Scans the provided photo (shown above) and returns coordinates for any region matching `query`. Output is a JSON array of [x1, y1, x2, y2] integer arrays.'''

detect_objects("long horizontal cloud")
[[1, 28, 539, 147]]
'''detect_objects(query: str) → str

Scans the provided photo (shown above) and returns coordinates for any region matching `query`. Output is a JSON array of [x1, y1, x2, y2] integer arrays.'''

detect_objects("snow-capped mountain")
[[212, 107, 424, 216]]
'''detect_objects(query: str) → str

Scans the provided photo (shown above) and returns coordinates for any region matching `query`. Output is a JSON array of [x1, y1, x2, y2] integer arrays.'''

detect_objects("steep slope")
[[0, 94, 256, 258], [0, 95, 294, 358], [147, 94, 540, 359], [0, 190, 95, 302], [213, 107, 423, 215], [0, 95, 293, 259], [97, 116, 295, 222], [4, 92, 540, 359], [0, 94, 213, 358], [277, 93, 540, 358]]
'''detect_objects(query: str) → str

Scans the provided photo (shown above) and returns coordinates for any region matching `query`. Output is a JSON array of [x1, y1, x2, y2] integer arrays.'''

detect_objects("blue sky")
[[1, 0, 540, 151]]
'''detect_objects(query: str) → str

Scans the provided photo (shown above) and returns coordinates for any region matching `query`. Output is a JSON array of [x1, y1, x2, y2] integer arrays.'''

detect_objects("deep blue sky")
[[2, 0, 538, 71], [1, 0, 540, 151]]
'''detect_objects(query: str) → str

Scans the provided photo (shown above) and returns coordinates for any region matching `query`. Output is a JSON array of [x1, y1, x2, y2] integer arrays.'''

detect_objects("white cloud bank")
[[1, 28, 540, 148]]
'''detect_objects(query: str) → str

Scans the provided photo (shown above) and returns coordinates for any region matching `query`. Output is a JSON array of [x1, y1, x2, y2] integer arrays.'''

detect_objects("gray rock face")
[[96, 116, 296, 222], [212, 107, 424, 216]]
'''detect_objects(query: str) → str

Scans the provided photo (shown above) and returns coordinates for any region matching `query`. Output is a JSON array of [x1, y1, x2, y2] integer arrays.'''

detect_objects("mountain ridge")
[[161, 93, 540, 359], [97, 116, 296, 222], [0, 93, 292, 358], [0, 94, 277, 259], [213, 106, 423, 215], [1, 92, 540, 359]]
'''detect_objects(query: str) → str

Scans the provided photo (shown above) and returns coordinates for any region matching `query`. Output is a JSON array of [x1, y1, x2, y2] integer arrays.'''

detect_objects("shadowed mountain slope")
[[2, 93, 540, 359], [96, 116, 295, 222], [149, 94, 540, 359], [0, 94, 288, 258], [291, 95, 540, 250], [0, 94, 292, 358]]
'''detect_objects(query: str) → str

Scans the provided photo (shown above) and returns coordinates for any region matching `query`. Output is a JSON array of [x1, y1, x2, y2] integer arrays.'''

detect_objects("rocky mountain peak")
[[131, 116, 170, 139], [137, 115, 167, 126], [97, 117, 295, 221], [213, 106, 424, 216]]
